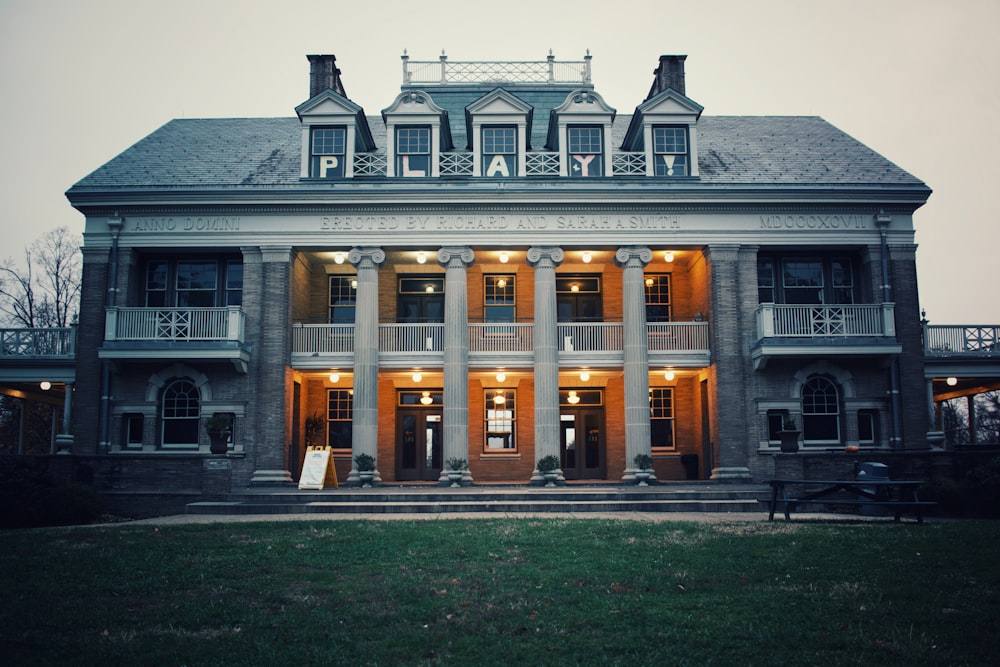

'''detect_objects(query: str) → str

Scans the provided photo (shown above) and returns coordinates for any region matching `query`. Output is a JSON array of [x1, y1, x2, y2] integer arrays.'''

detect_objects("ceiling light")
[[329, 372, 340, 383], [425, 285, 434, 293], [412, 372, 422, 383], [567, 390, 580, 404], [664, 251, 675, 263], [420, 391, 433, 405], [946, 377, 958, 386], [493, 390, 506, 405], [580, 371, 590, 382], [39, 381, 52, 391], [496, 371, 506, 383], [582, 251, 592, 263], [571, 284, 579, 292], [334, 252, 345, 264], [645, 277, 654, 287], [496, 278, 506, 288], [664, 370, 675, 381], [499, 251, 509, 263], [417, 251, 427, 264]]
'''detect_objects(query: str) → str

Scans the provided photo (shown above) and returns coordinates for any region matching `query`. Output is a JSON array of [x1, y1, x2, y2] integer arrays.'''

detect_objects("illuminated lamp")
[[582, 251, 592, 263], [499, 251, 509, 263], [567, 390, 580, 404], [334, 252, 345, 264], [580, 371, 590, 382], [664, 251, 675, 263], [412, 372, 422, 383], [493, 390, 506, 405], [328, 372, 340, 384], [946, 377, 958, 386], [420, 391, 433, 405], [496, 371, 506, 383], [417, 251, 427, 264], [40, 381, 52, 391], [664, 370, 675, 381]]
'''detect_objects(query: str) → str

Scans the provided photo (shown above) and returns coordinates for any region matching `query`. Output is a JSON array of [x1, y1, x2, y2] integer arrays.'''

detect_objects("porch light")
[[947, 377, 958, 386], [493, 390, 506, 405], [499, 251, 509, 263], [567, 390, 580, 404], [412, 372, 423, 383], [579, 371, 590, 382], [664, 251, 674, 263], [495, 371, 506, 383], [329, 372, 340, 384], [39, 381, 52, 391], [582, 251, 592, 263], [417, 251, 427, 264], [420, 391, 433, 405], [664, 370, 675, 381], [334, 252, 345, 264]]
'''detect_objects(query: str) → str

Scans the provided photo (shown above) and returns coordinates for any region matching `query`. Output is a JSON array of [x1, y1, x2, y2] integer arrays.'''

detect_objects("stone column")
[[55, 381, 74, 454], [527, 246, 564, 483], [250, 246, 295, 486], [616, 246, 654, 484], [349, 247, 385, 484], [438, 246, 475, 484]]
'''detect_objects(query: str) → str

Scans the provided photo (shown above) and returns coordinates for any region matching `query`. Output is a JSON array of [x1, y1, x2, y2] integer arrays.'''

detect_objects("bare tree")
[[0, 226, 81, 328]]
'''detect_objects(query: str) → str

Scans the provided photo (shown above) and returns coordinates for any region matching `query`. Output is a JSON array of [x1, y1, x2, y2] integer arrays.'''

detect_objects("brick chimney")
[[645, 55, 687, 100], [307, 54, 348, 98]]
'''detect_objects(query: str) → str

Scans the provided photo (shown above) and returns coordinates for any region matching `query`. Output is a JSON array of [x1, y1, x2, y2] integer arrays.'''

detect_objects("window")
[[124, 414, 144, 449], [802, 376, 841, 445], [485, 389, 516, 452], [484, 274, 515, 322], [766, 409, 790, 442], [327, 389, 353, 450], [653, 126, 689, 177], [644, 274, 672, 322], [311, 127, 346, 178], [556, 276, 602, 322], [143, 258, 242, 308], [757, 256, 857, 305], [397, 276, 444, 323], [329, 275, 357, 323], [650, 388, 675, 450], [396, 126, 430, 177], [568, 126, 603, 177], [161, 379, 200, 448], [482, 126, 517, 177], [858, 410, 879, 447]]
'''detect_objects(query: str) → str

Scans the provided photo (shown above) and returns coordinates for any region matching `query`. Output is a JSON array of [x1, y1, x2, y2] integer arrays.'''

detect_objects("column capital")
[[348, 246, 386, 269], [705, 244, 741, 262], [614, 245, 653, 268], [526, 246, 564, 268], [437, 246, 475, 268], [260, 245, 293, 263]]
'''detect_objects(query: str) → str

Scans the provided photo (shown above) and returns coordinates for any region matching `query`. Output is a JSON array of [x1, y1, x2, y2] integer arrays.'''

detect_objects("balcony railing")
[[379, 323, 444, 353], [647, 322, 710, 351], [401, 53, 591, 86], [0, 327, 76, 358], [293, 323, 355, 354], [925, 325, 999, 354], [469, 323, 534, 353], [353, 150, 650, 178], [105, 307, 245, 342], [559, 323, 624, 352], [755, 304, 896, 339]]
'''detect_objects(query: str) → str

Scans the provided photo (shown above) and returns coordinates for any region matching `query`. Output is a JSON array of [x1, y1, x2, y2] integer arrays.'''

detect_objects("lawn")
[[2, 518, 998, 666]]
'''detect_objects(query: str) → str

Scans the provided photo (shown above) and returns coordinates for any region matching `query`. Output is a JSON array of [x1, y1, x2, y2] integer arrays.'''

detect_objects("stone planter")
[[634, 470, 652, 486], [447, 471, 463, 488], [778, 430, 800, 453]]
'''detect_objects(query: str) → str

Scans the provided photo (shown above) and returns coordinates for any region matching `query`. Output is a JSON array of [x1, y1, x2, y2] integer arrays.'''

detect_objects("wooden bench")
[[764, 479, 936, 523]]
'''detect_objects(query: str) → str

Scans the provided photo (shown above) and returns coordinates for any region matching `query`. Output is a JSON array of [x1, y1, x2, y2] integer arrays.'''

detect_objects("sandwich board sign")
[[298, 446, 339, 490]]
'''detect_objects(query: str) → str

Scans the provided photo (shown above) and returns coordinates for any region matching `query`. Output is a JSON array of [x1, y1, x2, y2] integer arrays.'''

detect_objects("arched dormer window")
[[548, 89, 616, 178], [620, 87, 703, 178], [465, 89, 533, 178], [382, 90, 452, 178]]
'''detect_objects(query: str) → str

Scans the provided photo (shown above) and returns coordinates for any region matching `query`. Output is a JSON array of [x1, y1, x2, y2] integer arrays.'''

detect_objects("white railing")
[[646, 322, 710, 351], [292, 324, 355, 354], [558, 322, 624, 352], [469, 323, 533, 352], [353, 152, 387, 176], [925, 325, 1000, 354], [525, 152, 560, 176], [440, 152, 473, 176], [612, 151, 646, 176], [379, 323, 444, 353], [402, 53, 591, 85], [105, 307, 245, 342], [0, 327, 76, 357], [351, 150, 651, 179], [755, 304, 895, 339]]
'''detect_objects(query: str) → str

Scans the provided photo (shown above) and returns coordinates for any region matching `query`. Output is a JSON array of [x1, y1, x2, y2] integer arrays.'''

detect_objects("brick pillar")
[[249, 246, 294, 486], [527, 246, 564, 483], [438, 246, 474, 484], [349, 247, 385, 484], [706, 244, 751, 482], [615, 245, 654, 483], [74, 246, 110, 455], [889, 243, 929, 447]]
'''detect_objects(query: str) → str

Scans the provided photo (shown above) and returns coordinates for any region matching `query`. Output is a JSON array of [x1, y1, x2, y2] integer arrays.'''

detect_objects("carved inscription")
[[319, 214, 682, 231], [131, 217, 240, 232], [759, 215, 867, 230]]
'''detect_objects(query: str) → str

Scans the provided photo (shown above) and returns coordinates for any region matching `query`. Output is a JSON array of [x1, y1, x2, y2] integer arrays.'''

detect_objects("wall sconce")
[[328, 372, 340, 384], [499, 251, 509, 263], [412, 372, 423, 383], [664, 251, 675, 263], [946, 377, 958, 386], [334, 252, 345, 264], [582, 251, 592, 263], [420, 391, 433, 405], [567, 390, 580, 404], [493, 390, 506, 405], [579, 371, 590, 382], [417, 251, 427, 264], [664, 370, 675, 381], [39, 381, 52, 391], [496, 371, 506, 383]]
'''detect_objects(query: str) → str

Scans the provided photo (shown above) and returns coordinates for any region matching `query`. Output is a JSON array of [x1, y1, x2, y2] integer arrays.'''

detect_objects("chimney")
[[307, 54, 348, 99], [645, 55, 686, 100]]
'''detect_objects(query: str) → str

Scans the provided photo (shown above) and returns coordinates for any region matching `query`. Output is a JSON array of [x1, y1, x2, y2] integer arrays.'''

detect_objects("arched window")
[[161, 379, 200, 448], [802, 376, 840, 445]]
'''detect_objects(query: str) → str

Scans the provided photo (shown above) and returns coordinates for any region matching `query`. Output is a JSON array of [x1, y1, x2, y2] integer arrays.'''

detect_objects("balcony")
[[923, 325, 1000, 383], [0, 327, 77, 383], [100, 307, 250, 372], [751, 303, 900, 369]]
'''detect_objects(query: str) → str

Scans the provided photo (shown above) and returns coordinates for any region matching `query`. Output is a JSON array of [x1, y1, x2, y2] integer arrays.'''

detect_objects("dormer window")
[[311, 127, 347, 179], [653, 126, 688, 177], [396, 126, 431, 177], [567, 125, 603, 177], [482, 126, 517, 177]]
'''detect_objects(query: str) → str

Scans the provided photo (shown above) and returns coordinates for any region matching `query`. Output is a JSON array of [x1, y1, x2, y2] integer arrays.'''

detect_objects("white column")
[[616, 246, 654, 484], [438, 246, 475, 484], [527, 246, 564, 483], [349, 247, 386, 484]]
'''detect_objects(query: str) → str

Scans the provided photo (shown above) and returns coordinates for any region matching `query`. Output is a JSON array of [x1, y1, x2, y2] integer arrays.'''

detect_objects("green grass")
[[2, 518, 998, 666]]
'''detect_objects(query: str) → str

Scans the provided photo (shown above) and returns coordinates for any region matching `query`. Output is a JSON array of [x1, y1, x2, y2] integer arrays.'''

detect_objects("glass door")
[[397, 409, 442, 481], [559, 409, 605, 479]]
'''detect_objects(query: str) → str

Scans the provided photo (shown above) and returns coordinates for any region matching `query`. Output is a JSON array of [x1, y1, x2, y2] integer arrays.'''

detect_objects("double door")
[[397, 409, 442, 481], [559, 409, 605, 479]]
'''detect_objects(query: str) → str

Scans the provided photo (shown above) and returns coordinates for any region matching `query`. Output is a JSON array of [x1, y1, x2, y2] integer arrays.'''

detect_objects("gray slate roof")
[[68, 114, 926, 192]]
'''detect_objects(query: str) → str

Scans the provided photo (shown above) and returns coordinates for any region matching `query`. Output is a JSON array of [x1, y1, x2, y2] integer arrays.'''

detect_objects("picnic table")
[[765, 478, 935, 523]]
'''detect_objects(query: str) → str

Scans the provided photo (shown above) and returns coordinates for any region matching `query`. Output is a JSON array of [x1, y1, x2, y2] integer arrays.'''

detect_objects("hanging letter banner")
[[298, 447, 338, 490]]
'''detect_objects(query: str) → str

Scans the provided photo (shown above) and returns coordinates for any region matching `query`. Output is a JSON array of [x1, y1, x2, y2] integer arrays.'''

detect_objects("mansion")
[[60, 51, 933, 493]]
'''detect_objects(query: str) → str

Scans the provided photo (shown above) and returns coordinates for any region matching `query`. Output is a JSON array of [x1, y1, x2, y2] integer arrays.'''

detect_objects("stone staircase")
[[186, 483, 768, 516]]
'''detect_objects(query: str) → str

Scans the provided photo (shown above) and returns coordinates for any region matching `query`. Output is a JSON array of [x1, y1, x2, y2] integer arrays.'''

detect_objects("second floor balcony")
[[751, 303, 900, 369]]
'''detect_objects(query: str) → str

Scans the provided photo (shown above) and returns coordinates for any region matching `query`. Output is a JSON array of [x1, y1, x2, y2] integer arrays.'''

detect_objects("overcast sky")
[[1, 0, 997, 323]]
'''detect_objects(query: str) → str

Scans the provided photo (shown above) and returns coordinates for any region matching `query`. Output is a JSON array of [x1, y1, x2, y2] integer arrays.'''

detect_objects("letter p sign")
[[319, 156, 341, 178]]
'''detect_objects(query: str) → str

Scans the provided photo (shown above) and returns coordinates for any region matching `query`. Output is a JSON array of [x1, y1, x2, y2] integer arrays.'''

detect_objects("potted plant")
[[537, 454, 561, 487], [778, 416, 800, 453], [633, 453, 654, 486], [445, 457, 467, 488], [354, 453, 376, 487], [203, 412, 232, 454]]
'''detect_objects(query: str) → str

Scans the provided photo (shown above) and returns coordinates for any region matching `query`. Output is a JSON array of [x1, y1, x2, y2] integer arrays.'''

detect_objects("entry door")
[[397, 409, 443, 481], [560, 409, 605, 479]]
